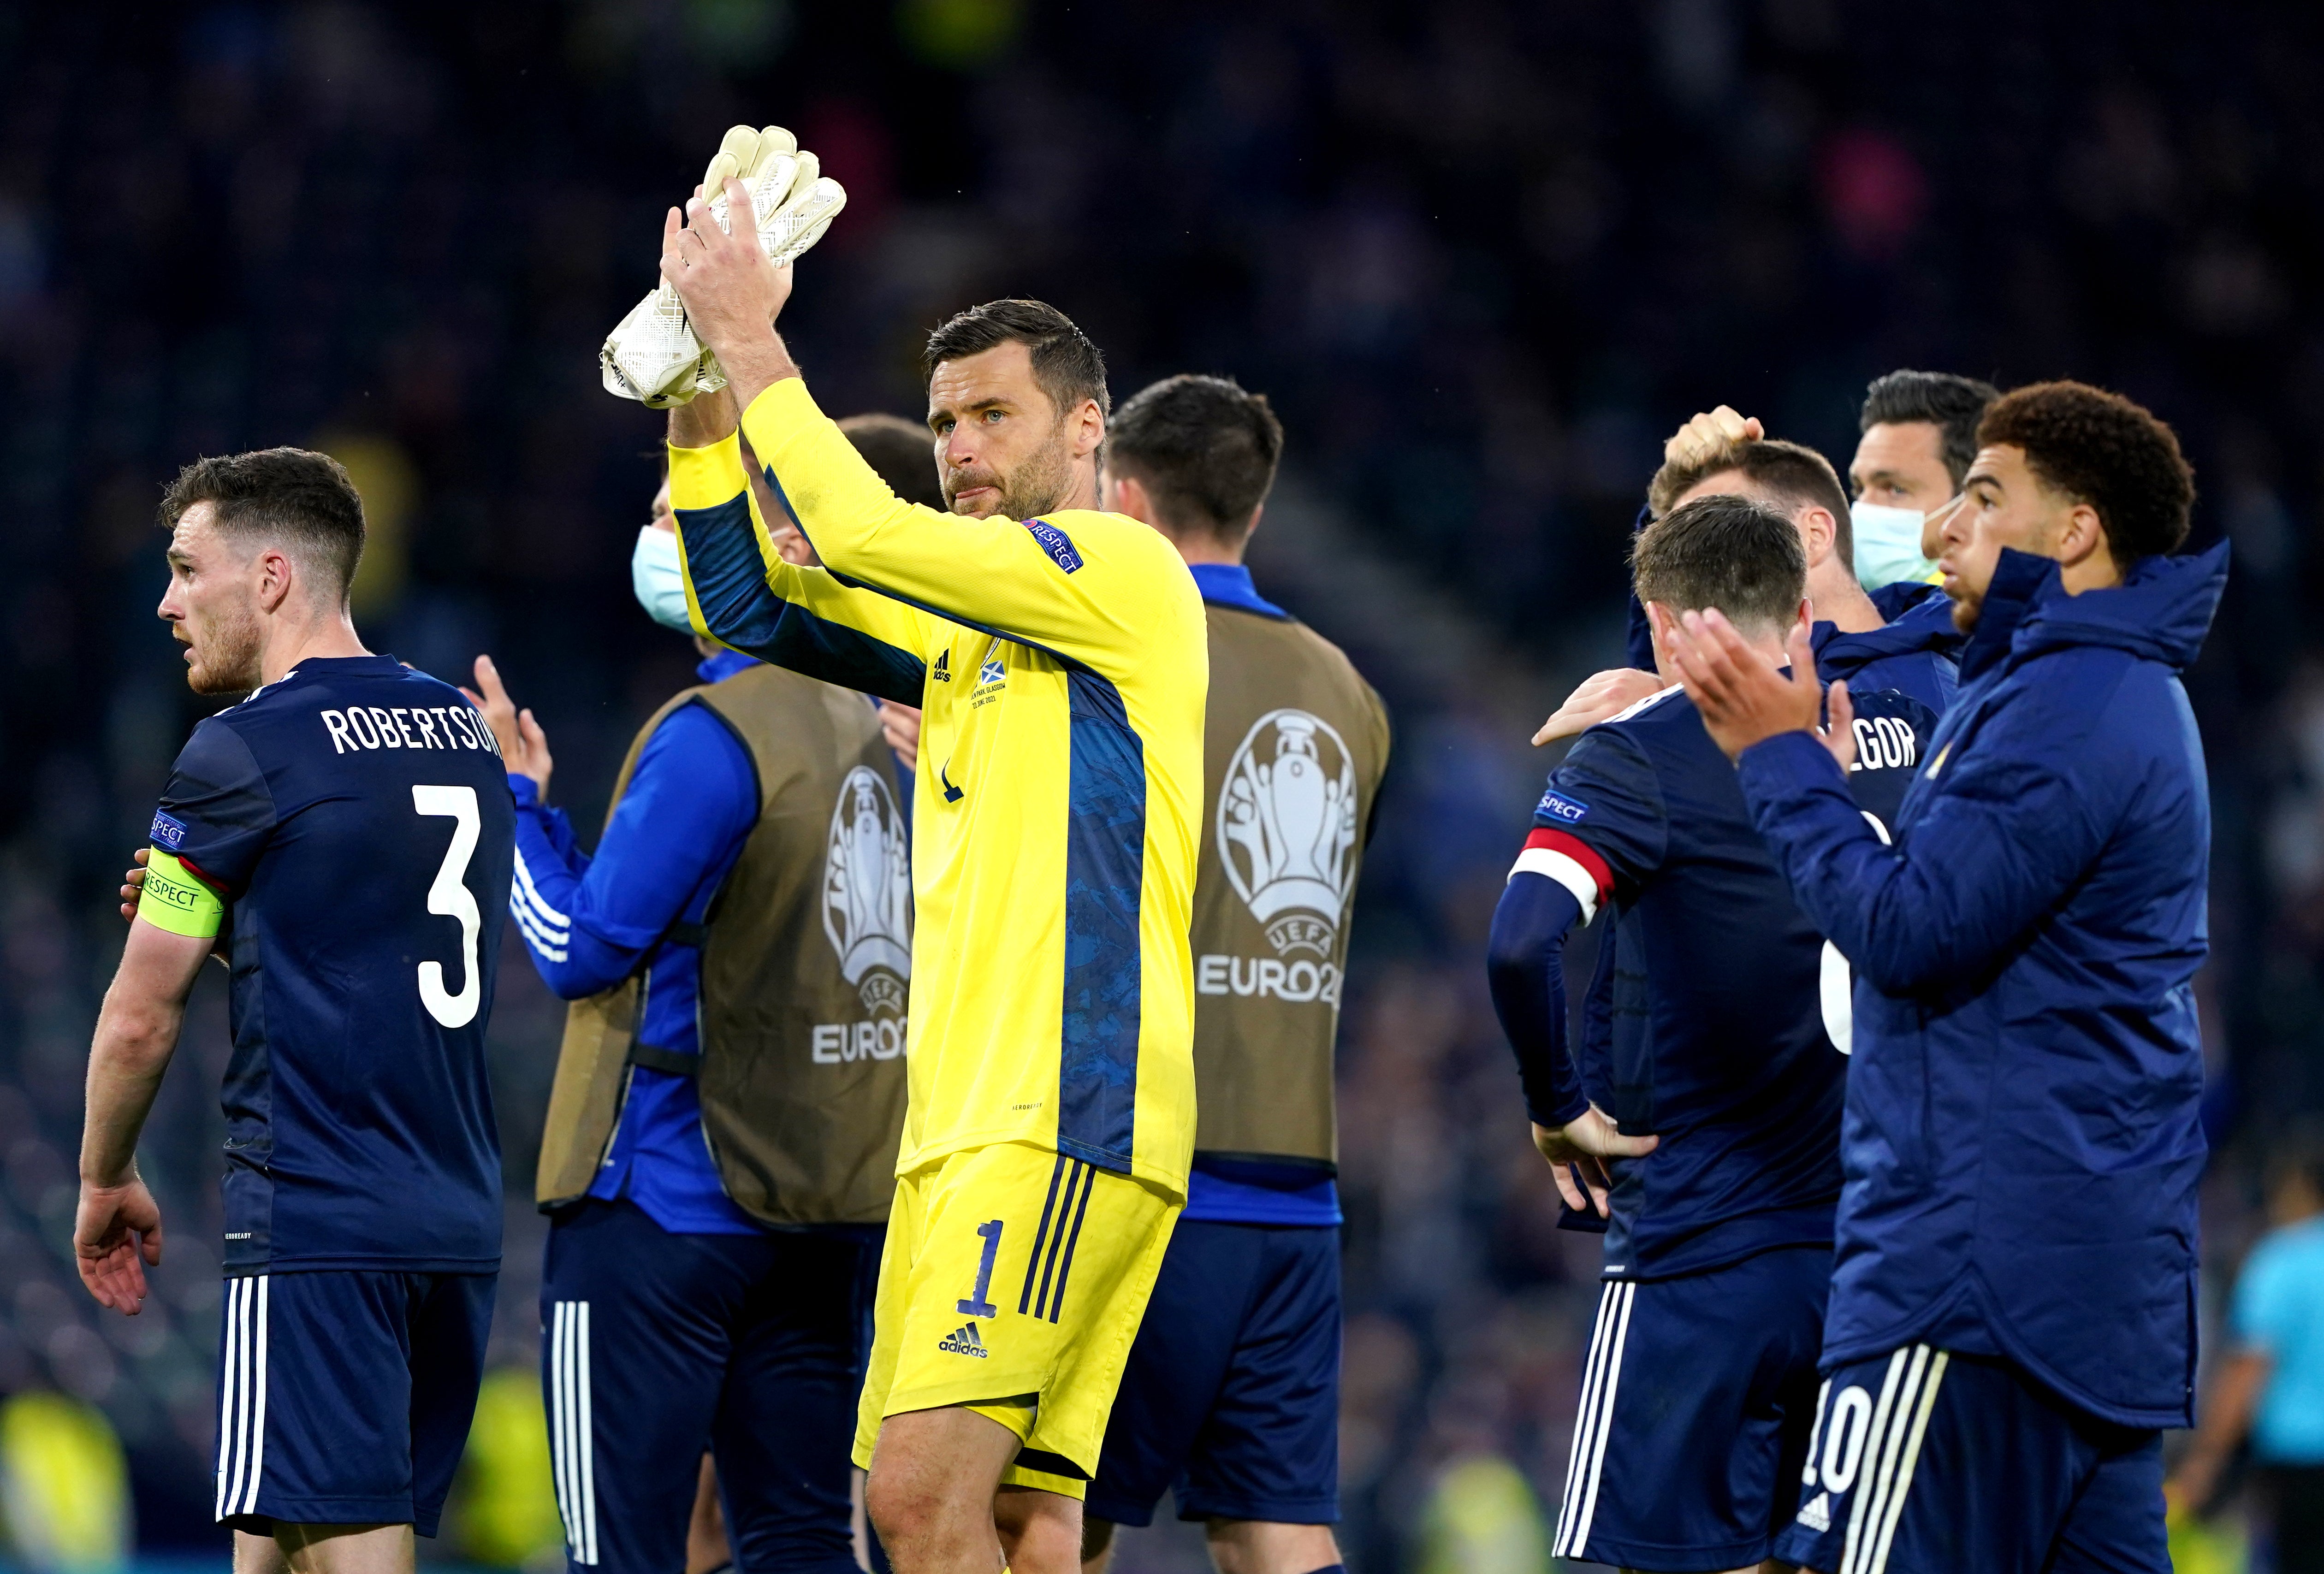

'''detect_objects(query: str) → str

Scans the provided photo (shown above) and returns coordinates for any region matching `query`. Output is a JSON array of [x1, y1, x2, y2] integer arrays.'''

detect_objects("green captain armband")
[[138, 849, 225, 939]]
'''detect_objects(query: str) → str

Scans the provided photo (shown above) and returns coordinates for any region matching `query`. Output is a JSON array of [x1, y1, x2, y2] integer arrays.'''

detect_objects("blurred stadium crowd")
[[1, 0, 2322, 1568]]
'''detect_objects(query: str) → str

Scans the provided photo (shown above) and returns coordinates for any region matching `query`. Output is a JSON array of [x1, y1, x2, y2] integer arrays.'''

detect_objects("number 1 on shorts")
[[957, 1219, 1002, 1318]]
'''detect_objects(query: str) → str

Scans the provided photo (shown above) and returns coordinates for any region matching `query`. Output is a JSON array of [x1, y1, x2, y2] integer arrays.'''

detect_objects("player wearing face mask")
[[639, 414, 934, 775], [1545, 408, 1964, 749], [1568, 375, 1994, 722], [481, 417, 939, 1574], [1846, 369, 2001, 593]]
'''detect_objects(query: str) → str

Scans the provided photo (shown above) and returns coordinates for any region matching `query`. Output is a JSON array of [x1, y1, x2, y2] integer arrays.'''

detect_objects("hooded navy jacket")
[[1820, 581, 1961, 708], [1731, 542, 2228, 1429]]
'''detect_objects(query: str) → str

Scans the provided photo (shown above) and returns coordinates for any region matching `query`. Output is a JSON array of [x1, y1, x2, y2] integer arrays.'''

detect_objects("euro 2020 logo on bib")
[[1218, 710, 1360, 957], [823, 766, 913, 1023]]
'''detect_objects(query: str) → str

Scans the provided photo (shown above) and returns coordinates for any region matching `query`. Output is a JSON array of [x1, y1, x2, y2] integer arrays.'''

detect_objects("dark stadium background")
[[0, 1, 2316, 1568]]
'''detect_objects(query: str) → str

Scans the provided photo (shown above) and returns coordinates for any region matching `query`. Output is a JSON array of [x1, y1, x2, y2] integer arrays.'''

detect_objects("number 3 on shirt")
[[413, 785, 482, 1028]]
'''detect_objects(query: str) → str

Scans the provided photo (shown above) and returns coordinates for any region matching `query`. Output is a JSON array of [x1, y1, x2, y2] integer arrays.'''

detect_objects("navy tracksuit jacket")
[[1734, 541, 2229, 1429]]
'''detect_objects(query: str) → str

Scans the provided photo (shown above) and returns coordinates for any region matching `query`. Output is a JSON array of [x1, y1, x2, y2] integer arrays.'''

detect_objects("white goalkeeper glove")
[[600, 124, 848, 407]]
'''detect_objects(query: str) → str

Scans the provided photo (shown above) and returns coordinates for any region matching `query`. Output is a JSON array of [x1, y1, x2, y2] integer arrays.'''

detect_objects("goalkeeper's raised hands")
[[600, 123, 846, 407], [662, 180, 797, 408]]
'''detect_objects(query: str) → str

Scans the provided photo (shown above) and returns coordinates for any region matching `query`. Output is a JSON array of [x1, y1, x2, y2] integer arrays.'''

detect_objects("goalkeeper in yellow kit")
[[658, 185, 1207, 1574]]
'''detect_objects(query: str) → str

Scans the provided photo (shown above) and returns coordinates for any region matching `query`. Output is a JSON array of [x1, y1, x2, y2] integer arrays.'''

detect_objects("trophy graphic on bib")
[[1218, 710, 1360, 958], [823, 765, 913, 1021]]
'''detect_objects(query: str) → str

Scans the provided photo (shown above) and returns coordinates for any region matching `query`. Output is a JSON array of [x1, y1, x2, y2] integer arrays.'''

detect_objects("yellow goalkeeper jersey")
[[668, 379, 1208, 1197]]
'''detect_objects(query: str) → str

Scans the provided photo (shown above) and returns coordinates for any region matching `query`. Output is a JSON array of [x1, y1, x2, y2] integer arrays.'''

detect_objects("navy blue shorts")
[[540, 1198, 879, 1574], [1551, 1244, 1828, 1571], [214, 1269, 495, 1536], [1774, 1344, 2166, 1573], [1085, 1220, 1340, 1527]]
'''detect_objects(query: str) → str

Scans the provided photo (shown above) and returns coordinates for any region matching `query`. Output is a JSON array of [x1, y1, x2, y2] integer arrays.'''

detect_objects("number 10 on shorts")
[[957, 1220, 1002, 1318]]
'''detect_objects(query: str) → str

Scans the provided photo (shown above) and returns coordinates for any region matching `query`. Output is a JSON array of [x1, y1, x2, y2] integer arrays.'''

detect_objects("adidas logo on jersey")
[[1795, 1491, 1832, 1533], [937, 1322, 990, 1358], [933, 650, 952, 682]]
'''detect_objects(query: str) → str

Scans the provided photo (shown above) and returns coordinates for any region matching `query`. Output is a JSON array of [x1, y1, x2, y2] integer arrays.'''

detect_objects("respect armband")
[[138, 849, 225, 939]]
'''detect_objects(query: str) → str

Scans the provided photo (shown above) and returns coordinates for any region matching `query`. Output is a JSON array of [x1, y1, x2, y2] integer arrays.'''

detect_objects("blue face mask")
[[631, 526, 695, 633], [1849, 498, 1945, 592]]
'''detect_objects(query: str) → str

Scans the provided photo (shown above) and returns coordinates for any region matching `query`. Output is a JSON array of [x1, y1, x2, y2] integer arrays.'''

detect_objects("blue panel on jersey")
[[1057, 668, 1145, 1174], [677, 490, 927, 705]]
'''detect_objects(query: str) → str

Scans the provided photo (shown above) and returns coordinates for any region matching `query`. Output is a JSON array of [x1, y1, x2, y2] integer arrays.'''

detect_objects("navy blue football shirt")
[[1522, 677, 1939, 1278], [151, 655, 513, 1275]]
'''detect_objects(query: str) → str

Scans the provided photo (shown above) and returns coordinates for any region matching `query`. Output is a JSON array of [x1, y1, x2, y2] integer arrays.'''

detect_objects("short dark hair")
[[1977, 380, 2196, 566], [839, 413, 945, 511], [1105, 374, 1285, 543], [922, 299, 1110, 419], [1861, 370, 2002, 490], [1632, 493, 1807, 637], [1648, 437, 1855, 569], [160, 447, 366, 602]]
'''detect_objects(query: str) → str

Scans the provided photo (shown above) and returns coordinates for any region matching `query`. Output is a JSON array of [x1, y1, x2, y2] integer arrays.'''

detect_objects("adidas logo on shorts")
[[1795, 1491, 1832, 1533], [937, 1321, 990, 1358]]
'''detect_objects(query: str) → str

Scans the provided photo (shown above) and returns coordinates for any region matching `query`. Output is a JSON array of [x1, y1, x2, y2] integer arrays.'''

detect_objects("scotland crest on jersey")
[[822, 766, 912, 1015], [1218, 709, 1360, 957]]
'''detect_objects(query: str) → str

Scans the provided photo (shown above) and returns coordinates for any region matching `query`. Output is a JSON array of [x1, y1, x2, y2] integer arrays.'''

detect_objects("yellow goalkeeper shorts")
[[853, 1141, 1180, 1497]]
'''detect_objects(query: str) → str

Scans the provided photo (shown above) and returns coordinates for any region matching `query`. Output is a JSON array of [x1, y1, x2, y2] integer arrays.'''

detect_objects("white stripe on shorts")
[[575, 1301, 597, 1565], [1861, 1349, 1947, 1574], [1844, 1344, 1947, 1574], [1553, 1278, 1636, 1560], [550, 1300, 598, 1565], [241, 1276, 269, 1516], [1552, 1282, 1617, 1555], [1838, 1347, 1912, 1573], [551, 1304, 567, 1553], [213, 1276, 269, 1521], [552, 1302, 573, 1561], [214, 1277, 243, 1521]]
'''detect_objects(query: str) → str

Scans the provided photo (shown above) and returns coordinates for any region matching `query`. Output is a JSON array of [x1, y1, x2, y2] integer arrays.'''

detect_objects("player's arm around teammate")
[[1538, 389, 1982, 747], [1488, 494, 1952, 1572]]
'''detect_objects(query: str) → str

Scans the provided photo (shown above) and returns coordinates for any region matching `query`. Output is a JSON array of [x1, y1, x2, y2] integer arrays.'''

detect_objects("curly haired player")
[[1669, 381, 2219, 1574]]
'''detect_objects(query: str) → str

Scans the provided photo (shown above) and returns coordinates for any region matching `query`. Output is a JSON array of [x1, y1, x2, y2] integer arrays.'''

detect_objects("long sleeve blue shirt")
[[509, 649, 765, 1234]]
